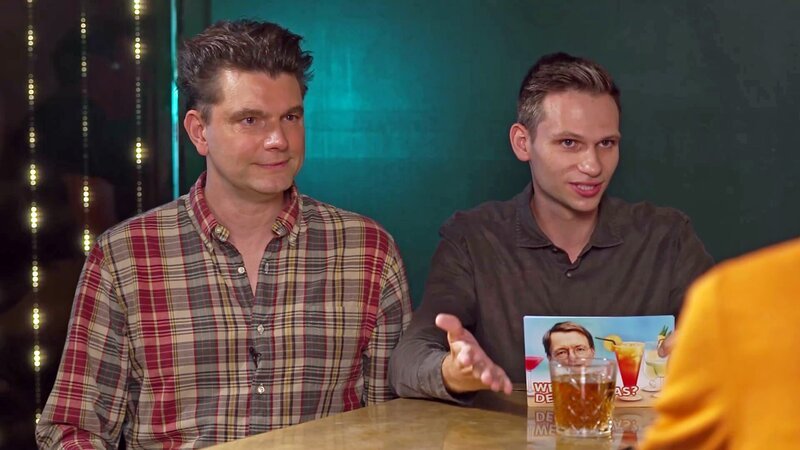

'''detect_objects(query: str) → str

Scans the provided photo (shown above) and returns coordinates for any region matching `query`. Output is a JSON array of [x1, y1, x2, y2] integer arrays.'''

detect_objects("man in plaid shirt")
[[36, 20, 412, 449]]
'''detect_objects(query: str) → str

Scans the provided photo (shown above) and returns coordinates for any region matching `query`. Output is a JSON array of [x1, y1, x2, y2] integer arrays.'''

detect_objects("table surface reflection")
[[209, 389, 655, 449]]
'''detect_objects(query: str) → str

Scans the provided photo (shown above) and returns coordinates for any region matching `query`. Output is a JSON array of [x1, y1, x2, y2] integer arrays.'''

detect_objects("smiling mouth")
[[257, 161, 289, 168], [570, 182, 602, 197], [573, 183, 599, 191]]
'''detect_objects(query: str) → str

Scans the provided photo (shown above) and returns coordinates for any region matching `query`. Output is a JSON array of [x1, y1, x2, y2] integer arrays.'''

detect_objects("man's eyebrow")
[[285, 105, 304, 115], [230, 108, 265, 118], [551, 131, 584, 139], [550, 131, 622, 141]]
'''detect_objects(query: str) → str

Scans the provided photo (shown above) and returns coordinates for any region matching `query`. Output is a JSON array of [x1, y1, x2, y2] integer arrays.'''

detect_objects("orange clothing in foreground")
[[641, 237, 800, 450]]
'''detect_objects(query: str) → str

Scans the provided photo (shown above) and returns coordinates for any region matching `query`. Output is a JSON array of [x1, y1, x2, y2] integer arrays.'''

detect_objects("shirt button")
[[566, 271, 573, 278], [256, 384, 266, 395], [214, 225, 227, 242], [257, 324, 265, 335], [237, 266, 246, 275], [263, 263, 269, 274], [551, 247, 558, 253]]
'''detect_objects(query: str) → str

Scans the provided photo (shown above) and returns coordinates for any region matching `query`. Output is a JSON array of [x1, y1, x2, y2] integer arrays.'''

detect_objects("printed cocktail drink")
[[525, 355, 544, 372], [614, 342, 644, 401], [644, 353, 667, 377], [525, 355, 545, 395], [613, 342, 645, 397], [549, 358, 616, 437], [643, 341, 668, 394]]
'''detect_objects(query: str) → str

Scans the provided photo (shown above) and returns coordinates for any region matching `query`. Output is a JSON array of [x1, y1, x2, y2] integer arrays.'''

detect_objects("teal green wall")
[[202, 1, 800, 306]]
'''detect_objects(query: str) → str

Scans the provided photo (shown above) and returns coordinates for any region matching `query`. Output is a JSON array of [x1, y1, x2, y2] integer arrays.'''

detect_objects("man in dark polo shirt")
[[389, 52, 713, 402]]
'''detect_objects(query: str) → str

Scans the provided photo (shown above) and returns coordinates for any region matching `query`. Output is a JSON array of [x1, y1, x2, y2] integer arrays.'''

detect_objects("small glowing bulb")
[[83, 230, 93, 253], [135, 142, 145, 165], [30, 205, 39, 229], [33, 345, 42, 369], [33, 346, 42, 371], [31, 263, 39, 288]]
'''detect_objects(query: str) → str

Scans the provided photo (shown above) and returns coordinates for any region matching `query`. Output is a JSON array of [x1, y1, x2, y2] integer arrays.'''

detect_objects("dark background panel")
[[204, 0, 800, 306]]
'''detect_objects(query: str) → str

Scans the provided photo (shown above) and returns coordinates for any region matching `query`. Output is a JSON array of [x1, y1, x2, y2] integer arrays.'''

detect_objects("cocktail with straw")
[[595, 335, 645, 401]]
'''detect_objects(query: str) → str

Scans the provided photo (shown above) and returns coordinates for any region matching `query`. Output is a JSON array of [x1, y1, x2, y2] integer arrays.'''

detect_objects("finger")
[[501, 373, 513, 395], [482, 367, 512, 394], [470, 360, 485, 379], [658, 333, 676, 357], [489, 371, 502, 392], [455, 345, 476, 367], [479, 365, 498, 387], [435, 313, 465, 337]]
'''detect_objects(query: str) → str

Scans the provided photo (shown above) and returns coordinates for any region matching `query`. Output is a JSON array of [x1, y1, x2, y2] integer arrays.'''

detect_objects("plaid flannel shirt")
[[36, 173, 412, 449]]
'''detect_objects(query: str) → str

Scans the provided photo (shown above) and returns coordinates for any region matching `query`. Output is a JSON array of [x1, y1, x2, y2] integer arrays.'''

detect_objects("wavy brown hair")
[[177, 19, 313, 119]]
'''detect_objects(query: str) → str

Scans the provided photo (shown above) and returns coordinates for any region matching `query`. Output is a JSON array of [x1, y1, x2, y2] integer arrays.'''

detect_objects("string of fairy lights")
[[81, 5, 91, 255], [26, 0, 149, 424], [134, 0, 145, 213], [27, 0, 42, 425]]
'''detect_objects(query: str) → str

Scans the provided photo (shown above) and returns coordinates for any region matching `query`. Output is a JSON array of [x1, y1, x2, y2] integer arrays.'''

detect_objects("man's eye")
[[561, 139, 576, 148], [599, 139, 616, 148], [241, 117, 256, 125], [284, 114, 300, 122]]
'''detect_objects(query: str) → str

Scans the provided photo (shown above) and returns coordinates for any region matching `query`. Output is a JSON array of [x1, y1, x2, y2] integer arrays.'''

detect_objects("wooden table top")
[[209, 390, 656, 449]]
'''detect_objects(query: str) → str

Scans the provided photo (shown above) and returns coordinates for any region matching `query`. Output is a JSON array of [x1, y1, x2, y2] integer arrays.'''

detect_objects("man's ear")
[[184, 109, 209, 156], [509, 122, 533, 162]]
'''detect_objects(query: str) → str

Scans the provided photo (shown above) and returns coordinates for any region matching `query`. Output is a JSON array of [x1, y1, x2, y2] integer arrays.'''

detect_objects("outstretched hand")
[[436, 313, 512, 395]]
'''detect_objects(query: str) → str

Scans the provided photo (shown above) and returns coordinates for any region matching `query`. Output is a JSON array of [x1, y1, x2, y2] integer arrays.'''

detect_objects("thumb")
[[435, 313, 464, 338]]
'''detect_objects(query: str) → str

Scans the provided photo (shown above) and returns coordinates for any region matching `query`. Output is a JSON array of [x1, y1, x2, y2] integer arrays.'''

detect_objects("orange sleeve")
[[639, 272, 729, 450]]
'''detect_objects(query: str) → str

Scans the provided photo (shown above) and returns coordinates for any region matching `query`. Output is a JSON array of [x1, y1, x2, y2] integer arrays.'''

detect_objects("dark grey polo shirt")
[[389, 184, 714, 403]]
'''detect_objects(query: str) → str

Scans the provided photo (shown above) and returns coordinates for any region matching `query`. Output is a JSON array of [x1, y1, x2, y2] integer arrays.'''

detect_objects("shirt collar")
[[515, 183, 623, 249], [186, 172, 303, 246]]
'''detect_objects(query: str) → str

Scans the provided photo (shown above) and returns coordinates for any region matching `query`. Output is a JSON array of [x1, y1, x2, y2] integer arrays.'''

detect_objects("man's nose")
[[577, 148, 601, 176], [263, 123, 288, 151], [566, 349, 580, 362]]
